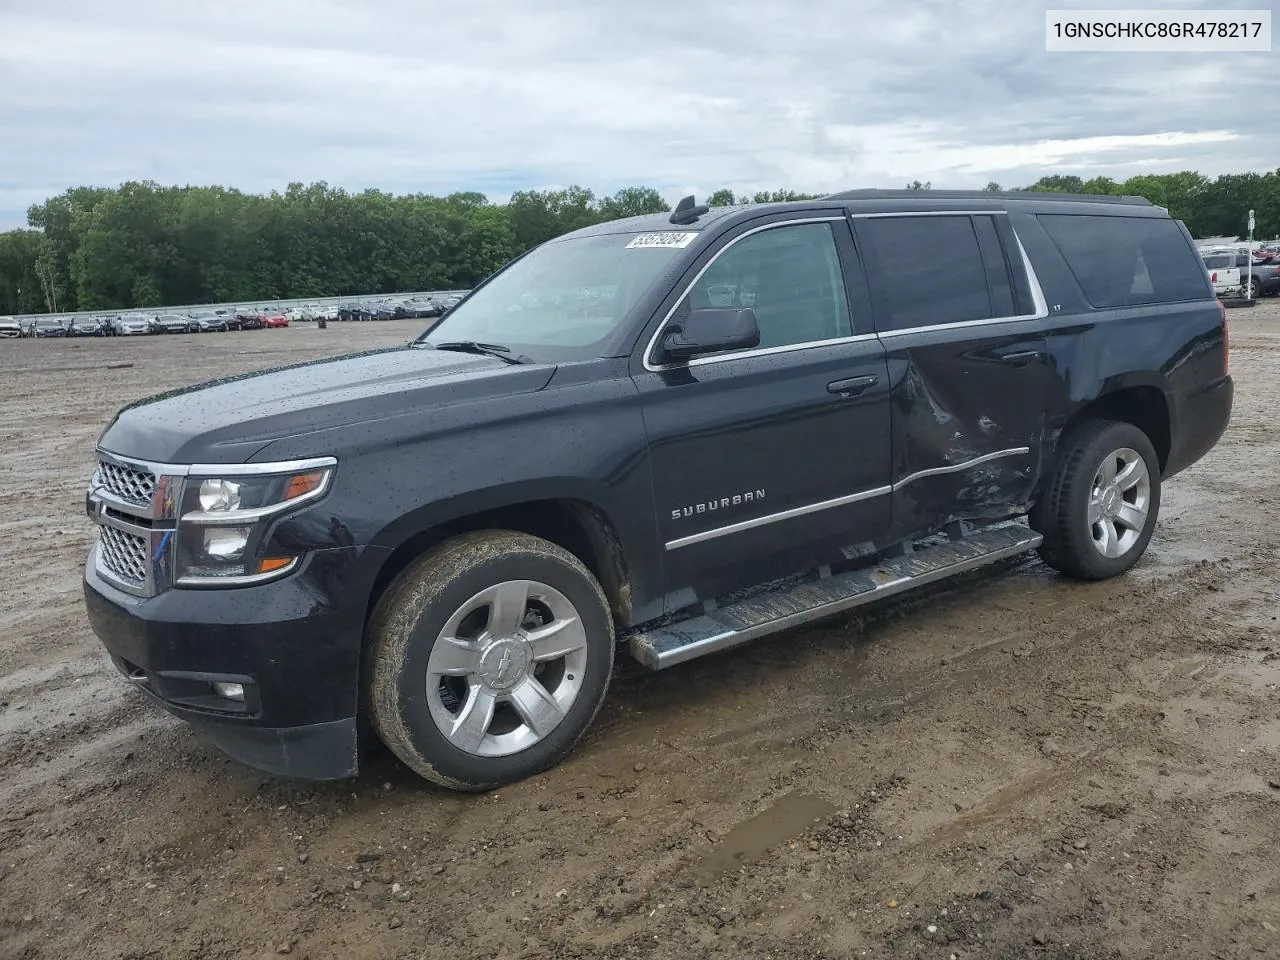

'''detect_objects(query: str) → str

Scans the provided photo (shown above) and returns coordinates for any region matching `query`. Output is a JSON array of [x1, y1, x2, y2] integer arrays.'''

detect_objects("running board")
[[629, 522, 1042, 670]]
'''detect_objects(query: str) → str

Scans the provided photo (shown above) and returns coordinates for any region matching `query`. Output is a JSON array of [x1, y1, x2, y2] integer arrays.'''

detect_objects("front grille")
[[98, 525, 149, 585], [98, 459, 156, 507]]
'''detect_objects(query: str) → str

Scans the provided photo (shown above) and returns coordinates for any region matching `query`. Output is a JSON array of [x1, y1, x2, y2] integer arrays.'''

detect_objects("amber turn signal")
[[284, 471, 327, 501]]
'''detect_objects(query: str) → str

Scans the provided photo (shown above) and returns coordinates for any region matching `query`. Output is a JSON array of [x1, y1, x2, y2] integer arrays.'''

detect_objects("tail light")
[[1219, 299, 1229, 375], [1211, 272, 1218, 282]]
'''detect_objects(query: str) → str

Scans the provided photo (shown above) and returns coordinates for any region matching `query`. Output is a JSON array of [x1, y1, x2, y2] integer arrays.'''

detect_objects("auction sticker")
[[625, 232, 698, 249]]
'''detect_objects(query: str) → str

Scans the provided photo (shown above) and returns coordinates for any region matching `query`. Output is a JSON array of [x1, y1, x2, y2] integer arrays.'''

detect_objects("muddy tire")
[[367, 530, 614, 791], [1031, 419, 1162, 581]]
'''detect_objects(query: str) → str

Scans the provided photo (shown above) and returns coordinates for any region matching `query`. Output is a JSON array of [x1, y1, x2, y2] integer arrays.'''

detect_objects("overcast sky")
[[0, 0, 1275, 230]]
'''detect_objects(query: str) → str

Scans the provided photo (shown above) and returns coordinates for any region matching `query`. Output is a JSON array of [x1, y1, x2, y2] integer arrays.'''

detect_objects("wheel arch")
[[1056, 382, 1172, 474], [363, 489, 635, 640]]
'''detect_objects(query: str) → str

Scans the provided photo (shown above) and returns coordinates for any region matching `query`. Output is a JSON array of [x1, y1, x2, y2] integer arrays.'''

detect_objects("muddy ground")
[[1, 307, 1278, 960]]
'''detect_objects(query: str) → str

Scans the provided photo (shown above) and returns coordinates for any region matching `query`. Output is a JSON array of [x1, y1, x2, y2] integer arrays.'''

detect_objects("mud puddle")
[[693, 791, 837, 883]]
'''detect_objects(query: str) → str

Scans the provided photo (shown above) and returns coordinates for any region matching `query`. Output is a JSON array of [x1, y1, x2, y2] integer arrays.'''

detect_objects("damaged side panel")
[[880, 319, 1052, 541]]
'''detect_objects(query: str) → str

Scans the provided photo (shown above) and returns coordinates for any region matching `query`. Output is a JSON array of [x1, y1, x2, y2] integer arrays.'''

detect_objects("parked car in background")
[[236, 311, 265, 330], [27, 317, 66, 337], [67, 317, 108, 337], [112, 314, 155, 336], [261, 313, 289, 328], [0, 316, 22, 338], [192, 312, 230, 332], [1248, 251, 1280, 297], [153, 314, 196, 334], [1202, 249, 1243, 296], [1202, 248, 1279, 298]]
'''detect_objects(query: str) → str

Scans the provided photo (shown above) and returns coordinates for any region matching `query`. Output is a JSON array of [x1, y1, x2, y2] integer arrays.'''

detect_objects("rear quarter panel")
[[1014, 211, 1228, 470]]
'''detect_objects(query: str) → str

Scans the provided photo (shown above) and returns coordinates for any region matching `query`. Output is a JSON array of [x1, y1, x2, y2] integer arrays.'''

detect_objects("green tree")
[[0, 229, 44, 314], [2, 169, 1276, 316], [1021, 175, 1085, 193], [599, 187, 669, 220]]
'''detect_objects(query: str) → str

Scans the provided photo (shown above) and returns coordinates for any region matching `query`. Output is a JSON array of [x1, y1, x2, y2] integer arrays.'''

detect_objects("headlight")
[[173, 459, 335, 586], [199, 479, 241, 511]]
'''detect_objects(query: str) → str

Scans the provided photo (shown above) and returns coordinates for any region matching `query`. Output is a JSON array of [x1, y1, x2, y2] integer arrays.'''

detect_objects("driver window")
[[682, 222, 852, 349]]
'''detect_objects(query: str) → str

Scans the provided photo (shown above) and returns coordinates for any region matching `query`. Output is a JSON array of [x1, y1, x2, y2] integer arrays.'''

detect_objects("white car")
[[0, 316, 22, 338], [114, 314, 154, 335]]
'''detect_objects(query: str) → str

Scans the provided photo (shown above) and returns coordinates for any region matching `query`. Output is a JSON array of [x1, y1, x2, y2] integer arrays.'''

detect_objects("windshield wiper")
[[427, 340, 531, 364]]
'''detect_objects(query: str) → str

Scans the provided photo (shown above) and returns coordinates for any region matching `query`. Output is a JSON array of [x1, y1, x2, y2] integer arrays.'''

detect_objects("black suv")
[[83, 190, 1232, 790]]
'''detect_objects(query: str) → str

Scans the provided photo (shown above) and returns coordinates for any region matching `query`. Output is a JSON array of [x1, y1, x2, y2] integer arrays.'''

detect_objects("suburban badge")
[[672, 489, 766, 521]]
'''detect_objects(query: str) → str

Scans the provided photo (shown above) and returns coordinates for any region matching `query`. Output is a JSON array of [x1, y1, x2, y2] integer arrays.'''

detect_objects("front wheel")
[[1031, 419, 1162, 580], [367, 530, 615, 791]]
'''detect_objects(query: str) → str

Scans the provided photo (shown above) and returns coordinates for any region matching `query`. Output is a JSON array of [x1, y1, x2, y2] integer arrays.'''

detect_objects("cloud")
[[0, 0, 1275, 228]]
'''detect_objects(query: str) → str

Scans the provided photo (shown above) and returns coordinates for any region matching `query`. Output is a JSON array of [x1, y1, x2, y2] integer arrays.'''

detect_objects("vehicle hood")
[[98, 345, 558, 463]]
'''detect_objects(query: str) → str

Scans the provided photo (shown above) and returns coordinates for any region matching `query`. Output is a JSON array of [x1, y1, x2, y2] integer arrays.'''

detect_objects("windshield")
[[421, 231, 694, 357]]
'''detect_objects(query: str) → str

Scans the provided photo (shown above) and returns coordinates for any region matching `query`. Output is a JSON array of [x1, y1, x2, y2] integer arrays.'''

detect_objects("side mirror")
[[659, 308, 760, 363]]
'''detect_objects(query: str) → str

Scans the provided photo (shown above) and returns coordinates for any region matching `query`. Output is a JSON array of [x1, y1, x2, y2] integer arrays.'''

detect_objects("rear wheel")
[[367, 530, 615, 790], [1031, 419, 1161, 580]]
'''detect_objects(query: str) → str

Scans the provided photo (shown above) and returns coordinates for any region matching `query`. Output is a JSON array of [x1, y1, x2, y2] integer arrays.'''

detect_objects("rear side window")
[[856, 215, 996, 331], [1038, 214, 1208, 308]]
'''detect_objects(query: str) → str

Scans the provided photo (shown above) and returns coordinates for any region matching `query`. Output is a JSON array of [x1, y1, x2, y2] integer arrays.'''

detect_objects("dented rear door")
[[852, 210, 1052, 540]]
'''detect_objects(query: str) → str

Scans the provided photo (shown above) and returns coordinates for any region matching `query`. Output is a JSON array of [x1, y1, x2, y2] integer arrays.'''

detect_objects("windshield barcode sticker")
[[625, 232, 698, 249]]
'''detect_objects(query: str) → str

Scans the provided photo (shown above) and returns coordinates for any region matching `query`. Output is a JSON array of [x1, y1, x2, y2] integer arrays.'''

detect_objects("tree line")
[[1, 169, 1276, 316]]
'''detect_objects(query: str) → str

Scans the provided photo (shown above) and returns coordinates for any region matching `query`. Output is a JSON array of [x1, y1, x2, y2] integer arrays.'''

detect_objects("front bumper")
[[83, 543, 389, 780]]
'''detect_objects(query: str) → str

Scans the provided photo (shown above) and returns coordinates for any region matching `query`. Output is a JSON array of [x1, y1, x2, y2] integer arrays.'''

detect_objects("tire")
[[367, 530, 615, 791], [1030, 419, 1161, 581]]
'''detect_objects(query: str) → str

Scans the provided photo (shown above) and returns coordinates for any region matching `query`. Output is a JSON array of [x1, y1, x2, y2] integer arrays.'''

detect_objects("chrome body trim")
[[639, 210, 1051, 368], [95, 451, 338, 478], [664, 448, 1030, 551], [665, 485, 893, 550], [180, 466, 336, 525], [889, 447, 1031, 491], [175, 557, 302, 588]]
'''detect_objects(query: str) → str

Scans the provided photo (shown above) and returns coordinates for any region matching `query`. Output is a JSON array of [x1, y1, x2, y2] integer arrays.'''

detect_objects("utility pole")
[[1246, 209, 1255, 300]]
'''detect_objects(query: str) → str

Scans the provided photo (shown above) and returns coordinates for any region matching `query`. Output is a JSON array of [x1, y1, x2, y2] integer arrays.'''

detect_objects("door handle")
[[827, 375, 879, 396], [999, 350, 1043, 366]]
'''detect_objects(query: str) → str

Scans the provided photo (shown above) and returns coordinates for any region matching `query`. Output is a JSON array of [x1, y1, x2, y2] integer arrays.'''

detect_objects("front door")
[[632, 216, 893, 610], [852, 210, 1053, 540]]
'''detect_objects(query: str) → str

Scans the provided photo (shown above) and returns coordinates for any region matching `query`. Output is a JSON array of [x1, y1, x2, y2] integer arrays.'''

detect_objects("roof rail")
[[820, 188, 1152, 206]]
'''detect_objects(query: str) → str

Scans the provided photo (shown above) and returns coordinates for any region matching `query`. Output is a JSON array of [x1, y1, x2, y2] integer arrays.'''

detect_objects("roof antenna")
[[669, 194, 709, 225]]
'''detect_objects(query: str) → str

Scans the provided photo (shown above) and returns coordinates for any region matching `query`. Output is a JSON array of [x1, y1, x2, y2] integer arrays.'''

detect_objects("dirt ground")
[[1, 307, 1279, 960]]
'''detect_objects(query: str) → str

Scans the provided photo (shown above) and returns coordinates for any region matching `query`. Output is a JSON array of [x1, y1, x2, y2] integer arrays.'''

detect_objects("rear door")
[[852, 211, 1053, 541]]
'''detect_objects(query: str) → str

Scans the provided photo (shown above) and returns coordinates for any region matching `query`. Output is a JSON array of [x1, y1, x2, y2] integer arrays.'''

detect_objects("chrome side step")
[[629, 522, 1042, 670]]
